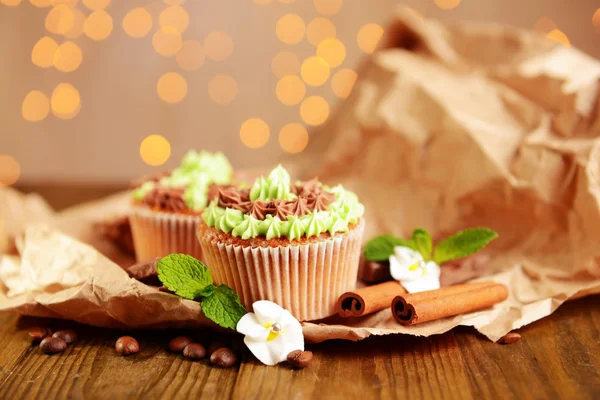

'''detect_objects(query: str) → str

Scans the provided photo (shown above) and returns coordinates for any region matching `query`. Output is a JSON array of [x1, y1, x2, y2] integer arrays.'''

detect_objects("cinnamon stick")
[[336, 281, 406, 317], [392, 281, 508, 325]]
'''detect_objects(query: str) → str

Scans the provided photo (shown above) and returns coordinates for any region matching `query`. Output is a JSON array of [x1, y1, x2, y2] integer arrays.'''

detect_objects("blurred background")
[[1, 0, 600, 186]]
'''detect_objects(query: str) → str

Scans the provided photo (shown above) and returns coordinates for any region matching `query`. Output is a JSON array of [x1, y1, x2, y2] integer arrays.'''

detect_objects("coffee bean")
[[499, 332, 521, 344], [29, 327, 52, 343], [210, 348, 238, 368], [183, 343, 207, 360], [53, 330, 77, 345], [207, 341, 227, 355], [40, 337, 67, 354], [287, 350, 313, 369], [115, 336, 139, 356], [168, 336, 193, 353]]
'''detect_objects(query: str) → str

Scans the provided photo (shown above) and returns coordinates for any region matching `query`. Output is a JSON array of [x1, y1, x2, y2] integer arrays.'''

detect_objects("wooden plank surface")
[[1, 185, 599, 399]]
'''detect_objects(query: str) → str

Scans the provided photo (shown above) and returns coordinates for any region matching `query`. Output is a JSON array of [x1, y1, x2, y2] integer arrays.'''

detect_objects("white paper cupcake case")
[[129, 206, 204, 262], [198, 220, 365, 321]]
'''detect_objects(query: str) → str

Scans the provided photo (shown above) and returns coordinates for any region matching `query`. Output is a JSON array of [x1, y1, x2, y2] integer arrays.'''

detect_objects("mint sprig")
[[157, 254, 247, 329], [433, 228, 498, 264], [363, 228, 498, 263], [201, 285, 247, 330], [363, 234, 415, 261], [412, 228, 432, 261]]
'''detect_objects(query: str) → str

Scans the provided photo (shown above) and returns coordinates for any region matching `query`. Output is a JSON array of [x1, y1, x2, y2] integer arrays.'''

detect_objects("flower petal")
[[424, 261, 441, 278], [244, 337, 279, 366], [389, 256, 422, 281], [252, 300, 284, 326], [236, 313, 270, 340], [401, 276, 440, 293], [393, 246, 423, 264]]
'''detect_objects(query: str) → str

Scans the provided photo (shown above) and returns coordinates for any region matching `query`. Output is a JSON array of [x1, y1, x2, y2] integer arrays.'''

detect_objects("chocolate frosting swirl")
[[144, 186, 188, 212], [247, 200, 274, 220], [213, 178, 334, 220], [306, 191, 336, 212], [130, 171, 171, 189]]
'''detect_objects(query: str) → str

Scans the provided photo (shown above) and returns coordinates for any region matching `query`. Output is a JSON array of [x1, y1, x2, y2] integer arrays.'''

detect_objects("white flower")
[[236, 300, 304, 366], [389, 246, 441, 293]]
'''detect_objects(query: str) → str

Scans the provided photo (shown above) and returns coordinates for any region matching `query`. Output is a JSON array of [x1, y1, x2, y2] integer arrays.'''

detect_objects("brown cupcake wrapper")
[[198, 220, 365, 321], [129, 206, 203, 262]]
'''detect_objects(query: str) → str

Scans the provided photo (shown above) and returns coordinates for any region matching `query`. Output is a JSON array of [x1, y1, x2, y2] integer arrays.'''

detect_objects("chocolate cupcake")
[[130, 150, 233, 262], [197, 166, 365, 321]]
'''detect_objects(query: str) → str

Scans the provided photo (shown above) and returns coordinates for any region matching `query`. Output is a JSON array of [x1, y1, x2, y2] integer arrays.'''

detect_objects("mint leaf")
[[363, 234, 415, 261], [433, 228, 498, 264], [412, 228, 432, 261], [157, 254, 213, 300], [199, 284, 217, 298], [201, 285, 247, 329]]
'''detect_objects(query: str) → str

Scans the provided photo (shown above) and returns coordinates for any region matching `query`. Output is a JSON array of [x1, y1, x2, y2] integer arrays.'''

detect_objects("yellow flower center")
[[264, 322, 282, 341]]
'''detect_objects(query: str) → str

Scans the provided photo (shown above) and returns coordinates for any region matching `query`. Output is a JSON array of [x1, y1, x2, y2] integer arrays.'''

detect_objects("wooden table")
[[1, 185, 599, 399]]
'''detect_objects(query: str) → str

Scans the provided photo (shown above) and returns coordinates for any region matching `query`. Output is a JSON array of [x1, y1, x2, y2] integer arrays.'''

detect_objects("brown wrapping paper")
[[2, 8, 600, 343]]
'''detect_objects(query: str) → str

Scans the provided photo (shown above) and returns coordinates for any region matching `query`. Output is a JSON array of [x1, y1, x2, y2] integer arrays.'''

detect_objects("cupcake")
[[130, 150, 233, 262], [197, 165, 365, 321]]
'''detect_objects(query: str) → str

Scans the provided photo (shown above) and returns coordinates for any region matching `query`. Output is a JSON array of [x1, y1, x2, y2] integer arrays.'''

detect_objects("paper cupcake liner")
[[198, 220, 365, 321], [129, 206, 203, 262]]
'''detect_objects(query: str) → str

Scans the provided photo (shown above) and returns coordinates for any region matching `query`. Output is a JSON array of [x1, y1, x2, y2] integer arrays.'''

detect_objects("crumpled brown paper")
[[2, 8, 600, 343]]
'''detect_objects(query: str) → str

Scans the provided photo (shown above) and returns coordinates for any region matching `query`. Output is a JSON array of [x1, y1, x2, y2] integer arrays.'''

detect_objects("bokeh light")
[[357, 23, 383, 54], [159, 5, 189, 33], [546, 29, 571, 47], [0, 155, 21, 187], [53, 41, 82, 72], [593, 9, 600, 33], [208, 74, 238, 105], [157, 72, 187, 104], [300, 96, 329, 126], [53, 0, 79, 7], [204, 31, 233, 61], [317, 38, 345, 68], [313, 0, 342, 16], [45, 4, 75, 35], [84, 10, 113, 41], [331, 68, 357, 99], [276, 75, 306, 106], [31, 36, 59, 68], [300, 56, 330, 87], [22, 91, 50, 122], [140, 135, 171, 166], [30, 0, 53, 7], [276, 14, 305, 45], [82, 0, 109, 10], [65, 8, 86, 39], [123, 7, 153, 38], [1, 0, 22, 6], [306, 17, 336, 47], [51, 83, 81, 119], [271, 51, 300, 78], [533, 17, 557, 34], [240, 118, 270, 149], [152, 26, 183, 57], [176, 40, 205, 71], [279, 123, 308, 153], [434, 0, 461, 10]]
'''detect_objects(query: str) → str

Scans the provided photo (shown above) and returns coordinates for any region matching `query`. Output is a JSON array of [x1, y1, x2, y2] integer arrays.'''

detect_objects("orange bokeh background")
[[1, 0, 599, 185]]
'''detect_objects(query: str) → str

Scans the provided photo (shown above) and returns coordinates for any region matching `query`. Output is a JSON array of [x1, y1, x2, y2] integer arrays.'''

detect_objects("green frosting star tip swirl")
[[202, 165, 364, 240], [132, 150, 233, 211]]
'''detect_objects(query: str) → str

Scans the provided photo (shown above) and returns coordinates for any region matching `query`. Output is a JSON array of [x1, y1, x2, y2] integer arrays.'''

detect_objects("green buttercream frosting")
[[132, 181, 154, 201], [202, 166, 364, 240], [249, 165, 296, 201], [301, 212, 328, 237], [232, 215, 263, 240], [261, 215, 283, 240], [286, 216, 306, 241], [133, 150, 233, 211]]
